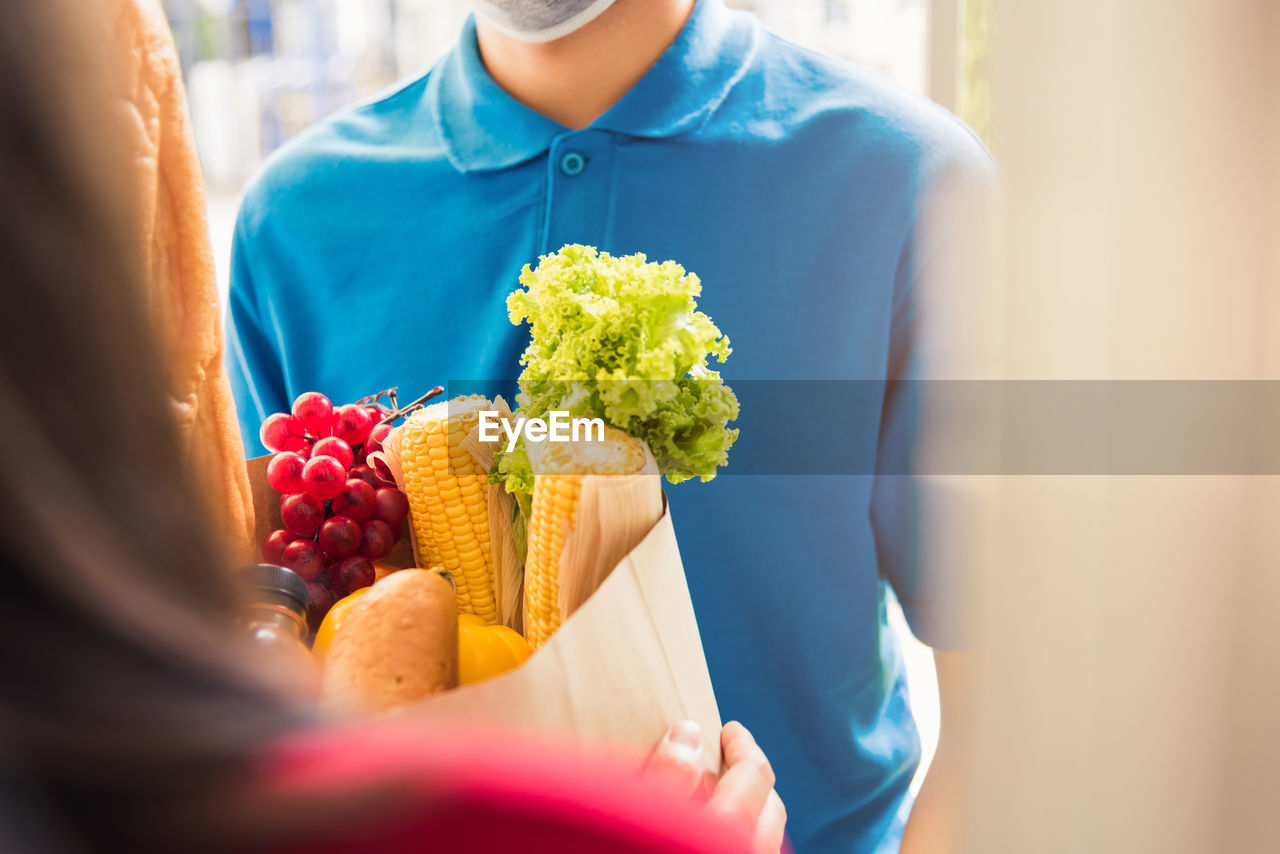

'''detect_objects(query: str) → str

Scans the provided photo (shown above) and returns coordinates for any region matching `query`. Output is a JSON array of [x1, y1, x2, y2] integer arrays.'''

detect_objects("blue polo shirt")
[[227, 1, 992, 850]]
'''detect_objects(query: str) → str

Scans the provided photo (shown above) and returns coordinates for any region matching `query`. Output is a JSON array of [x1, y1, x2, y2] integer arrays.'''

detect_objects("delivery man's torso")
[[228, 2, 991, 850]]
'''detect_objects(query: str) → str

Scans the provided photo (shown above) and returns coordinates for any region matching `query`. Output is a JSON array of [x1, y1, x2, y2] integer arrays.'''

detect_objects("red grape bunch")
[[258, 392, 411, 631]]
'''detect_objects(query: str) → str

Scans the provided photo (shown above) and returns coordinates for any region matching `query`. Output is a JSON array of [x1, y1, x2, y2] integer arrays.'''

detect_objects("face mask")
[[469, 0, 620, 43]]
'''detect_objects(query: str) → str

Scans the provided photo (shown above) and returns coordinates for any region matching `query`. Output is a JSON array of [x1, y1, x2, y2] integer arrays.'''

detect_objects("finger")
[[707, 723, 776, 830], [644, 720, 706, 801], [721, 722, 775, 789], [708, 757, 775, 829], [751, 790, 787, 854]]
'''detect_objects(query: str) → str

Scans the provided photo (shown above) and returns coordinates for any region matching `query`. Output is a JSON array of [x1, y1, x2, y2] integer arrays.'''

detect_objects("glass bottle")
[[235, 564, 319, 697], [236, 563, 309, 645]]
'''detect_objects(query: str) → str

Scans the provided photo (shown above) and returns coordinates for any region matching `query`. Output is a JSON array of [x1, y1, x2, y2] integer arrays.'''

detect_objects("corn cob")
[[524, 425, 649, 647], [399, 396, 497, 624]]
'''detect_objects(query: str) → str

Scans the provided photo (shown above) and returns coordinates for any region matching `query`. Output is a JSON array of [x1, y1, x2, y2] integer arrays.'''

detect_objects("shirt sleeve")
[[870, 139, 999, 650], [225, 210, 288, 458], [869, 264, 937, 645]]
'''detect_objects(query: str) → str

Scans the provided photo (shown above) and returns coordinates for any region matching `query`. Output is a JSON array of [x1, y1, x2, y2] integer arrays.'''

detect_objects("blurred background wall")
[[962, 1, 1279, 851]]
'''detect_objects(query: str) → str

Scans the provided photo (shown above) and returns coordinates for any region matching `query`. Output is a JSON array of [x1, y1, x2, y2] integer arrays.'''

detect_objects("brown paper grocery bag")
[[247, 454, 722, 774], [405, 503, 723, 775]]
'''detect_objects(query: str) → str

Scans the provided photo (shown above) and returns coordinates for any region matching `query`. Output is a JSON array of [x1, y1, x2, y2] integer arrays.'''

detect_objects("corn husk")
[[551, 448, 663, 626]]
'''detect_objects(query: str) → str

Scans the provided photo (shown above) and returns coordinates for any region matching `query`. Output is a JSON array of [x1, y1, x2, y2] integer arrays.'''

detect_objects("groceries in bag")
[[249, 247, 736, 756]]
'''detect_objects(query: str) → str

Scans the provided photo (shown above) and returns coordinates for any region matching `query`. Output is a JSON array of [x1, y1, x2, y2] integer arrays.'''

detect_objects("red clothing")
[[265, 725, 752, 854]]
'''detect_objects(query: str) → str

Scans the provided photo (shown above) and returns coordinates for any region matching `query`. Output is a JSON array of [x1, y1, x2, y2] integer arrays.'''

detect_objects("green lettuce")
[[494, 244, 739, 506]]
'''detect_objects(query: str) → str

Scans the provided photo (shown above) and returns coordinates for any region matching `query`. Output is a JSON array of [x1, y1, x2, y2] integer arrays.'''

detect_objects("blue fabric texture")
[[227, 1, 992, 850]]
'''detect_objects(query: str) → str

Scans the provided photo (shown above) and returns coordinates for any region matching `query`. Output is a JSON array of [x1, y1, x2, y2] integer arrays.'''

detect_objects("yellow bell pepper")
[[458, 619, 532, 685], [312, 586, 372, 661]]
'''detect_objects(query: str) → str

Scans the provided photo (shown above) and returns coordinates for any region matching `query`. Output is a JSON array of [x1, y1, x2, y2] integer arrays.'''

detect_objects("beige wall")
[[959, 1, 1280, 851]]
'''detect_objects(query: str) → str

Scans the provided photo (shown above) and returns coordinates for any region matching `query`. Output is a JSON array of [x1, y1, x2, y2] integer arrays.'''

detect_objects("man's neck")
[[475, 0, 697, 130]]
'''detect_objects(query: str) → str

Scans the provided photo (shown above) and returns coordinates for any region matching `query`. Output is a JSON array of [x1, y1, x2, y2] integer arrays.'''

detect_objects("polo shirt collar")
[[430, 0, 759, 173]]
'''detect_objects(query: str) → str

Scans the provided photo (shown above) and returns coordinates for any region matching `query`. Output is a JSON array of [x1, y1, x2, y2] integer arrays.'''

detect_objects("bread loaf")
[[103, 0, 256, 563], [322, 570, 460, 713]]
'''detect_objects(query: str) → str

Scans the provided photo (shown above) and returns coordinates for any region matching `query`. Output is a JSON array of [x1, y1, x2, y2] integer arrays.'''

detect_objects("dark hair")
[[0, 2, 305, 850]]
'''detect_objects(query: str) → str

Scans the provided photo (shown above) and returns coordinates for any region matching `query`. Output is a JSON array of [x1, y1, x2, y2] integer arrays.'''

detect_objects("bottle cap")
[[237, 564, 309, 616]]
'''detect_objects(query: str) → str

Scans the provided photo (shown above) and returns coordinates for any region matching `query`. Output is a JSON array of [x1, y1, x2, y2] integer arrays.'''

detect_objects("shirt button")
[[559, 151, 586, 176]]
